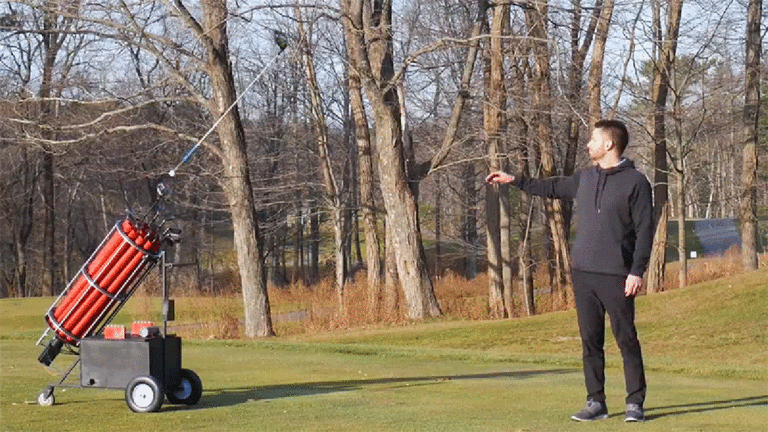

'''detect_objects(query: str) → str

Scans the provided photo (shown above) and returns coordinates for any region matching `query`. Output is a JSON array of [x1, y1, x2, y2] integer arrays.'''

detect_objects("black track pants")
[[572, 270, 646, 406]]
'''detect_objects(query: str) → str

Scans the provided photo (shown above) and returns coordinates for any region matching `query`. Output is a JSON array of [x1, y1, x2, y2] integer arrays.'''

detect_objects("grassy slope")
[[1, 269, 766, 431], [294, 267, 768, 380]]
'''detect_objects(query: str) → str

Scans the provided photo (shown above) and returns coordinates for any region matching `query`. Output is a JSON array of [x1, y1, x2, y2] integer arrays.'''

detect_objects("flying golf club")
[[168, 31, 289, 178]]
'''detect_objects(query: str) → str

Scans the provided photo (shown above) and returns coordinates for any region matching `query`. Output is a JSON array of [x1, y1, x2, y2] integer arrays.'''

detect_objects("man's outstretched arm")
[[486, 171, 579, 200]]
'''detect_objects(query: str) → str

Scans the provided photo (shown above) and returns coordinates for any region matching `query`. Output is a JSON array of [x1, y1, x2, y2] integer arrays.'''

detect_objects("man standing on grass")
[[486, 119, 654, 422]]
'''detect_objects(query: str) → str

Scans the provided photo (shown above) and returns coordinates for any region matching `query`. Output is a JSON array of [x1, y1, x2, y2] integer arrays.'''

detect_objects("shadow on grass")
[[645, 395, 768, 421], [194, 369, 577, 409]]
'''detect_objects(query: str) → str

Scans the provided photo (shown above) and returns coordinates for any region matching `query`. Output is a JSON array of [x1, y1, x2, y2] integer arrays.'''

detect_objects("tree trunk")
[[343, 0, 441, 319], [462, 160, 478, 280], [297, 8, 346, 307], [40, 144, 55, 297], [376, 112, 441, 319], [486, 182, 503, 317], [646, 0, 683, 291], [12, 148, 36, 298], [485, 2, 509, 319], [39, 3, 69, 297], [295, 205, 304, 283], [587, 0, 615, 122], [14, 238, 27, 298], [309, 199, 320, 283], [63, 176, 81, 286], [383, 215, 400, 319], [564, 0, 602, 231], [346, 43, 383, 315], [509, 39, 535, 315], [515, 126, 535, 314], [201, 0, 273, 337], [646, 202, 669, 293], [435, 174, 443, 277], [500, 181, 514, 318], [343, 67, 363, 269], [677, 170, 687, 288], [565, 2, 587, 178], [428, 0, 489, 173], [672, 87, 687, 288], [650, 0, 683, 221], [520, 191, 536, 315], [526, 0, 573, 300], [741, 0, 761, 270]]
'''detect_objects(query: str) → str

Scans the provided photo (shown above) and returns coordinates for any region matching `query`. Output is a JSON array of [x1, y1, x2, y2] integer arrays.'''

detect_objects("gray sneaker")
[[625, 403, 645, 422], [571, 400, 609, 421]]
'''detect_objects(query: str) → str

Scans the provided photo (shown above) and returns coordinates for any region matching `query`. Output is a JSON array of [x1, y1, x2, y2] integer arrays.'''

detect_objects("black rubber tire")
[[125, 375, 164, 413], [37, 388, 55, 407], [166, 369, 203, 406]]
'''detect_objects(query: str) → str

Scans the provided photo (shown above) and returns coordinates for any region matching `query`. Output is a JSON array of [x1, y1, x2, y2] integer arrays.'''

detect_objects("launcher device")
[[35, 184, 202, 413]]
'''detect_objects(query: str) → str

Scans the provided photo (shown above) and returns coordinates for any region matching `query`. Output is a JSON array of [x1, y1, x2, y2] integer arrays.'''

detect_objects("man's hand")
[[485, 171, 515, 184], [625, 274, 644, 297]]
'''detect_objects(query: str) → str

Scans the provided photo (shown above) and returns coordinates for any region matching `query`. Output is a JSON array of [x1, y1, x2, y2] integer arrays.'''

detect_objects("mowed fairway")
[[2, 269, 767, 432]]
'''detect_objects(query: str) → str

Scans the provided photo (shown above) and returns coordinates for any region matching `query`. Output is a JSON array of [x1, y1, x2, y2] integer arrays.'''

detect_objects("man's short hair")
[[594, 119, 629, 154]]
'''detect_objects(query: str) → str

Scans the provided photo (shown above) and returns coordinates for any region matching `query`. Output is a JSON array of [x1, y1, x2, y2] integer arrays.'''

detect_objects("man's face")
[[587, 128, 610, 163]]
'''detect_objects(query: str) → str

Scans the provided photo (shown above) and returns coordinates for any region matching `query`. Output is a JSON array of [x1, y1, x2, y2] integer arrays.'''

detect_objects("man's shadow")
[[190, 369, 576, 409], [643, 395, 768, 421]]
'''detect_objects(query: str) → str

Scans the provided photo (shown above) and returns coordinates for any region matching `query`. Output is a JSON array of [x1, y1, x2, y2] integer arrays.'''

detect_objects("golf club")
[[168, 31, 289, 178]]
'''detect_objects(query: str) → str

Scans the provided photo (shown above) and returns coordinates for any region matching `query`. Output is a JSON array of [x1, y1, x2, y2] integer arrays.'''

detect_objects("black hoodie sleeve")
[[629, 175, 654, 277], [511, 172, 580, 200]]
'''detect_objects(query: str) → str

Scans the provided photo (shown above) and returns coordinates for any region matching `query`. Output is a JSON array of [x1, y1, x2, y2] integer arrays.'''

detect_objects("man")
[[486, 119, 654, 422]]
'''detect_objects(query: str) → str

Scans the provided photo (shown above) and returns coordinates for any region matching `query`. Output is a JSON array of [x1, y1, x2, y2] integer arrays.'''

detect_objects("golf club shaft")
[[170, 49, 284, 176]]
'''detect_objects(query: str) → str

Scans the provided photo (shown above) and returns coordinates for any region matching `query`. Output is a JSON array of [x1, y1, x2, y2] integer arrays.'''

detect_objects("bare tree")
[[526, 0, 572, 299], [561, 0, 612, 268], [427, 0, 489, 174], [645, 0, 683, 293], [564, 0, 601, 180], [667, 54, 729, 287], [741, 0, 761, 270], [158, 0, 273, 336], [508, 38, 535, 314], [342, 0, 441, 319], [38, 1, 80, 297], [586, 0, 614, 122], [0, 141, 37, 298], [1, 1, 84, 297], [344, 23, 383, 317], [484, 2, 509, 318], [296, 7, 347, 308]]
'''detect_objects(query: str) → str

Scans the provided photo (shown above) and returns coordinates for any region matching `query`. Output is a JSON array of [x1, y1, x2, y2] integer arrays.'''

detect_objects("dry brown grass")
[[274, 249, 765, 335], [661, 246, 760, 291], [261, 264, 581, 334], [128, 249, 766, 339]]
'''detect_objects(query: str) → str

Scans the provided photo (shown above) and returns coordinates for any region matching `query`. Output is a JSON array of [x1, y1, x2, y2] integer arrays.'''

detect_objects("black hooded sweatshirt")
[[512, 158, 654, 277]]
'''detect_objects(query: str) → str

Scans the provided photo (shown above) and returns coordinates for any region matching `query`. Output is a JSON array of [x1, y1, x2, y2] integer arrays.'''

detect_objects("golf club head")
[[274, 31, 289, 51]]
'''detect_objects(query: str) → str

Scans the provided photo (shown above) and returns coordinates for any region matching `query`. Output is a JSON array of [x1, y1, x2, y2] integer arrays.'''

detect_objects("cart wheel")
[[125, 375, 163, 413], [166, 368, 202, 405], [38, 388, 55, 407]]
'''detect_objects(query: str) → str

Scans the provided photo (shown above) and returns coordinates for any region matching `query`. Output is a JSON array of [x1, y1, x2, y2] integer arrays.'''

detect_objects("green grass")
[[1, 269, 767, 431], [297, 268, 768, 380]]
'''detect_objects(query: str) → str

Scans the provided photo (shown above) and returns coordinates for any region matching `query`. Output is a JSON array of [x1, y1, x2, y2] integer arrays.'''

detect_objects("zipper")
[[595, 169, 604, 214]]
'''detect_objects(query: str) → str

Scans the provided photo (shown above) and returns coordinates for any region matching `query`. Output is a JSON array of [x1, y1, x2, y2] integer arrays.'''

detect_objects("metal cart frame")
[[36, 248, 203, 413]]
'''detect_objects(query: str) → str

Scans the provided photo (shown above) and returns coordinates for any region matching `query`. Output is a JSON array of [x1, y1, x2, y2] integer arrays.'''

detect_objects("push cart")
[[35, 209, 202, 413]]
